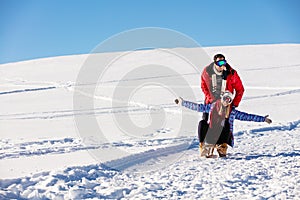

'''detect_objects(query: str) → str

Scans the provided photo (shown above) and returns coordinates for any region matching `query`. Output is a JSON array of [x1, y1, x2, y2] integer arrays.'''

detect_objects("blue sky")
[[0, 0, 299, 64]]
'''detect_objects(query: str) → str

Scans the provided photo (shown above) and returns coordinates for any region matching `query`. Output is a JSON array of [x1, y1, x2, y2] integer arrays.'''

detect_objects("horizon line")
[[1, 42, 299, 65]]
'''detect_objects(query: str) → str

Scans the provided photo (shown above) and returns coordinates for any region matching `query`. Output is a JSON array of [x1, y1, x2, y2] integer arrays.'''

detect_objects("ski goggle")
[[215, 60, 227, 67]]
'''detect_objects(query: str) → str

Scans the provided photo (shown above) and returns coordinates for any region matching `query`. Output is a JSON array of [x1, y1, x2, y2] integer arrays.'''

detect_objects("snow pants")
[[198, 119, 232, 146]]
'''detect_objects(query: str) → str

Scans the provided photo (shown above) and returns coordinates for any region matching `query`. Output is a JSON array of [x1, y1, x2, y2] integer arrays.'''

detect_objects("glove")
[[264, 115, 272, 124], [175, 97, 183, 105]]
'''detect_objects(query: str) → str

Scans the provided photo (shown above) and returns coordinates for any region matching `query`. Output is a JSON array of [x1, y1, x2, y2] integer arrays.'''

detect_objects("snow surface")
[[1, 44, 300, 199]]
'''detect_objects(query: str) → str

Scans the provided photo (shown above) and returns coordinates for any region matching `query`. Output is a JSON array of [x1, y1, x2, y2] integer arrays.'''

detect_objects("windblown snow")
[[1, 44, 300, 199]]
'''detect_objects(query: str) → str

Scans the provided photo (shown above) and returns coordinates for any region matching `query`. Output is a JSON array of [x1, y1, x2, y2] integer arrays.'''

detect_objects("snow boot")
[[216, 143, 228, 157], [200, 143, 215, 157]]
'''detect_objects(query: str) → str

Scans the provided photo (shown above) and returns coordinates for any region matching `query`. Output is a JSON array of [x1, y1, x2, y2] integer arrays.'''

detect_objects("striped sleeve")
[[234, 110, 266, 122], [182, 100, 211, 113]]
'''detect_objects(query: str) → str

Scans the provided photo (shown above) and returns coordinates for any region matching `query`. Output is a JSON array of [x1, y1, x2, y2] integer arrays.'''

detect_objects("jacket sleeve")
[[234, 110, 266, 122], [201, 69, 214, 103], [232, 71, 244, 107], [182, 100, 211, 113]]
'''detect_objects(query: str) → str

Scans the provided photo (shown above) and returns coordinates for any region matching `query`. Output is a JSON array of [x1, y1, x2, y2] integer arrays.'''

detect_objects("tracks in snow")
[[1, 86, 300, 120], [1, 119, 299, 162], [1, 67, 300, 120], [0, 86, 57, 95], [0, 135, 193, 160], [235, 118, 300, 137], [1, 120, 300, 200], [0, 104, 178, 120]]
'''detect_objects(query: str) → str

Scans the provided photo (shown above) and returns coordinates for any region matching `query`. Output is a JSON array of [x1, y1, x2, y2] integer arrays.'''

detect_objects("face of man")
[[214, 58, 226, 73]]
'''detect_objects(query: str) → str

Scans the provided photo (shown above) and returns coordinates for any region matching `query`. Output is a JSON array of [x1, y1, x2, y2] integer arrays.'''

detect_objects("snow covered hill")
[[0, 44, 300, 199]]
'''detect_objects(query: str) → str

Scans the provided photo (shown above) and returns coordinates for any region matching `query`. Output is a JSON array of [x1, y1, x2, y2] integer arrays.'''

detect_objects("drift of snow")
[[1, 44, 300, 199]]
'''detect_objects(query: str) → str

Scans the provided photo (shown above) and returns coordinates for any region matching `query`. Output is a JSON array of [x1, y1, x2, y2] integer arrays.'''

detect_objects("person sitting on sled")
[[175, 91, 272, 158]]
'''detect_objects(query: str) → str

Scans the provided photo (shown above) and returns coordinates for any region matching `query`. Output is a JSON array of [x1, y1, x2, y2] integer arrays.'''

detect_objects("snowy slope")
[[0, 44, 300, 199]]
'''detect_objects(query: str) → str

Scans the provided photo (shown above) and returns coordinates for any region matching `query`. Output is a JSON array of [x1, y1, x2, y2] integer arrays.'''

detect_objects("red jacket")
[[201, 63, 244, 107]]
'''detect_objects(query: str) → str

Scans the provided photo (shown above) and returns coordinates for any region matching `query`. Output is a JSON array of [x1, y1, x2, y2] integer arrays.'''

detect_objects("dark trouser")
[[216, 119, 231, 145], [198, 120, 208, 143], [202, 112, 209, 121], [198, 119, 231, 145]]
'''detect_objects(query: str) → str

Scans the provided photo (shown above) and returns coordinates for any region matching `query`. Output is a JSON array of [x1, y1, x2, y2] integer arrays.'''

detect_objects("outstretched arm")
[[175, 98, 212, 113], [234, 110, 272, 124]]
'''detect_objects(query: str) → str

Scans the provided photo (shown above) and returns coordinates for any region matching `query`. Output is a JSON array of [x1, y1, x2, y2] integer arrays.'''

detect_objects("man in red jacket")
[[201, 54, 244, 117], [198, 54, 244, 155]]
